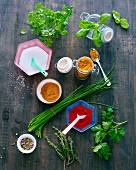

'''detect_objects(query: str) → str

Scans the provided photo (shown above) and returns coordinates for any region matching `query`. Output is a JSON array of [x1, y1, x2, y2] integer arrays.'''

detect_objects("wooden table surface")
[[0, 0, 135, 170]]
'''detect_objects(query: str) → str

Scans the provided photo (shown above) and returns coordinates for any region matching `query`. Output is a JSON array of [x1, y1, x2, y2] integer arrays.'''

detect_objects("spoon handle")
[[62, 117, 80, 135], [96, 59, 111, 86]]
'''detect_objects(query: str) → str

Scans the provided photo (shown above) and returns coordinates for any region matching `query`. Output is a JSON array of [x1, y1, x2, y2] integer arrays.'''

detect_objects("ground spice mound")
[[78, 56, 93, 72], [41, 82, 60, 102], [90, 49, 99, 61]]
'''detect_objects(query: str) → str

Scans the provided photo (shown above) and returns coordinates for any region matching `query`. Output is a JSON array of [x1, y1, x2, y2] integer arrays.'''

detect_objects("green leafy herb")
[[26, 2, 73, 46], [75, 29, 90, 38], [95, 143, 112, 160], [20, 29, 27, 35], [92, 29, 102, 47], [79, 20, 98, 29], [75, 13, 111, 47], [91, 107, 128, 160], [112, 10, 120, 24], [45, 127, 81, 167], [120, 18, 129, 29], [112, 10, 129, 29], [99, 13, 111, 24]]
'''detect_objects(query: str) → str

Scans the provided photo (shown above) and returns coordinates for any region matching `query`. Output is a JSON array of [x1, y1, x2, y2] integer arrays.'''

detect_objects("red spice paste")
[[69, 105, 92, 130]]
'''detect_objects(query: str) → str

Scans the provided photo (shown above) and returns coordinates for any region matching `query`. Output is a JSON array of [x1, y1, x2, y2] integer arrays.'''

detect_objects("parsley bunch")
[[27, 3, 73, 46], [91, 107, 128, 160]]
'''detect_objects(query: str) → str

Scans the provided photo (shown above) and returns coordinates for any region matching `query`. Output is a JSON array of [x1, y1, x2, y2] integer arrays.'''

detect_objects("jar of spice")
[[73, 56, 99, 80]]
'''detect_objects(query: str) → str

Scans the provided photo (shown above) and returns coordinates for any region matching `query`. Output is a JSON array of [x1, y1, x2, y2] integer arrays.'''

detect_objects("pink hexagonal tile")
[[14, 39, 52, 76]]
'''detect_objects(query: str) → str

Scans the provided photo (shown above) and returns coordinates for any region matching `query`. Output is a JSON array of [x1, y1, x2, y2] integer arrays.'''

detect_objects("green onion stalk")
[[28, 67, 116, 138]]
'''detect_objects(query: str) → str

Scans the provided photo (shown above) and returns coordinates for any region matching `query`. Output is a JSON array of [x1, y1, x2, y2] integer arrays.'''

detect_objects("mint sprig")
[[91, 107, 128, 160]]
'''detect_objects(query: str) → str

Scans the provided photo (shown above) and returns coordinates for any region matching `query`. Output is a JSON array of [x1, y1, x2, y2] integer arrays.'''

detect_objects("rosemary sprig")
[[45, 127, 81, 166]]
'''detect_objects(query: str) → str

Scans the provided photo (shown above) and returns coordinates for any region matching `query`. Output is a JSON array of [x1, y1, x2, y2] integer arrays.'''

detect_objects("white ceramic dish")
[[36, 78, 62, 104], [17, 134, 36, 154], [57, 57, 73, 73]]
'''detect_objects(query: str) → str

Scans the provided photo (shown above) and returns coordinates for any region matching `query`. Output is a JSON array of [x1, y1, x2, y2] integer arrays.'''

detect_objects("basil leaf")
[[75, 29, 90, 38], [79, 20, 98, 29], [92, 29, 102, 47], [99, 13, 111, 24], [120, 18, 129, 29], [20, 29, 27, 35], [112, 10, 120, 24]]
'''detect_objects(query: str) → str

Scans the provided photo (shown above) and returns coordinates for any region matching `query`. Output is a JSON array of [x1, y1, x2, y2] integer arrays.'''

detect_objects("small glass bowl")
[[66, 100, 96, 132]]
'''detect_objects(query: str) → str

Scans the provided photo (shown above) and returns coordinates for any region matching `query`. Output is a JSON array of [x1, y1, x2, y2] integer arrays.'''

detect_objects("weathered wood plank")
[[0, 0, 135, 169]]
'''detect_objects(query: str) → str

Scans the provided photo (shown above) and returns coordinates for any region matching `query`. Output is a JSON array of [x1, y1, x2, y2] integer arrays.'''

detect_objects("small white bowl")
[[17, 134, 36, 154], [36, 78, 62, 104]]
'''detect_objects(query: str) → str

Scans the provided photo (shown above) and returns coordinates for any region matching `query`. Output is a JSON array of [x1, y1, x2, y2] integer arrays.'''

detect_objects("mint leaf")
[[79, 20, 98, 29], [99, 13, 111, 24], [112, 10, 120, 24], [120, 18, 129, 29], [20, 29, 27, 35], [92, 29, 102, 47], [75, 29, 90, 38]]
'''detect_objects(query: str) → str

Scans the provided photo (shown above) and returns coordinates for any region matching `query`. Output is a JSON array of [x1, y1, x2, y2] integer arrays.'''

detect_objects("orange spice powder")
[[90, 49, 99, 61], [78, 56, 93, 72], [41, 82, 60, 102]]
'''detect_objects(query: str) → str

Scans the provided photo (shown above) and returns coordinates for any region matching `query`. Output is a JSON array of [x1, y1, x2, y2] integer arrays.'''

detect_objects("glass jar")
[[73, 56, 99, 80], [80, 12, 114, 43]]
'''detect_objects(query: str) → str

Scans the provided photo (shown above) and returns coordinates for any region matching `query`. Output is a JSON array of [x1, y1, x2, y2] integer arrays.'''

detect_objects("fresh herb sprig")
[[91, 107, 128, 160], [20, 29, 27, 35], [75, 13, 111, 47], [45, 126, 81, 167], [112, 10, 129, 29], [26, 3, 73, 46]]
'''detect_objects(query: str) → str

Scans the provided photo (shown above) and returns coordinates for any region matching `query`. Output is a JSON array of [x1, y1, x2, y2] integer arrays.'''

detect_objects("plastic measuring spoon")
[[62, 114, 86, 135], [31, 58, 48, 77], [90, 48, 111, 86]]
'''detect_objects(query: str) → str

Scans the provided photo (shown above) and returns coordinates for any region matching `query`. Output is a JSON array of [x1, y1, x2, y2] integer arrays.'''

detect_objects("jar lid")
[[57, 57, 73, 73]]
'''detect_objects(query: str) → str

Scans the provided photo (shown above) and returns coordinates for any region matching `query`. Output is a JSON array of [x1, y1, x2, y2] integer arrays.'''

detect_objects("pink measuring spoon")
[[62, 114, 86, 135]]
